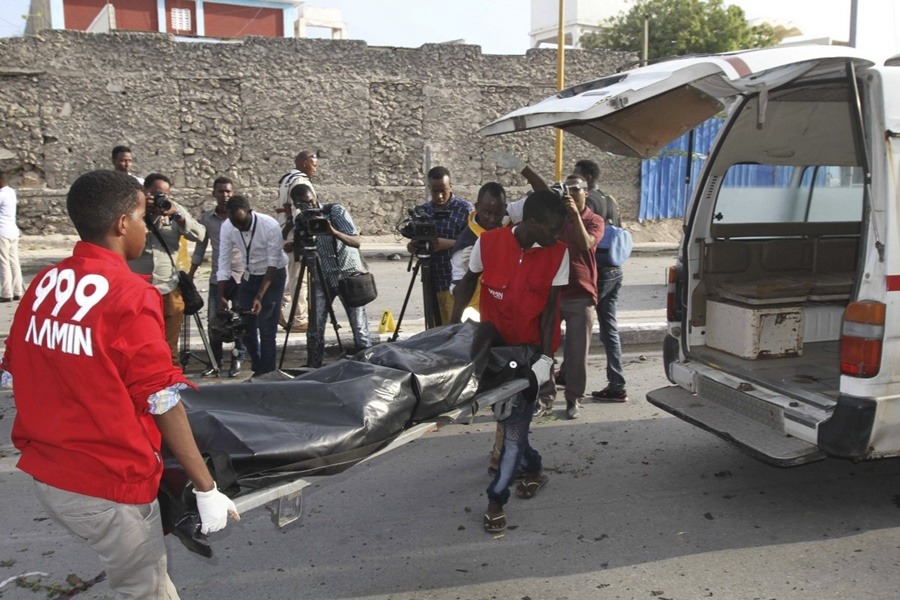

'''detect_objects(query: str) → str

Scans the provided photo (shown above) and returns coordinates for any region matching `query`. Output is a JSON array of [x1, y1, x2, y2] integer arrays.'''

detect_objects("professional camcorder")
[[210, 309, 249, 344], [397, 206, 450, 242], [294, 207, 330, 237], [289, 184, 330, 238]]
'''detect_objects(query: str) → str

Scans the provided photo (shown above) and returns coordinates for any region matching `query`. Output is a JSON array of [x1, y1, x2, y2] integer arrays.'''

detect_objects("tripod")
[[390, 240, 439, 342], [279, 236, 344, 369], [179, 311, 220, 374]]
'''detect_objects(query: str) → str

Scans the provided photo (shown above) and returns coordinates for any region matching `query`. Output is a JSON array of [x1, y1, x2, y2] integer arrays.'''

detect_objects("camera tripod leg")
[[389, 259, 422, 343], [279, 259, 307, 370], [419, 258, 440, 329], [179, 311, 220, 374]]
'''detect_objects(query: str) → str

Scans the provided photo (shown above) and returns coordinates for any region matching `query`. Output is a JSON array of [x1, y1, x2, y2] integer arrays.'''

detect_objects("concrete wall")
[[0, 30, 641, 235]]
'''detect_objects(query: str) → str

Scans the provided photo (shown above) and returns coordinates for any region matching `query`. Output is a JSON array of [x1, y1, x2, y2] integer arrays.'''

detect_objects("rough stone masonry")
[[0, 30, 641, 235]]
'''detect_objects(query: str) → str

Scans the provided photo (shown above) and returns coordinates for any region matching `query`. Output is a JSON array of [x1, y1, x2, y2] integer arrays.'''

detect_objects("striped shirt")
[[316, 204, 364, 289]]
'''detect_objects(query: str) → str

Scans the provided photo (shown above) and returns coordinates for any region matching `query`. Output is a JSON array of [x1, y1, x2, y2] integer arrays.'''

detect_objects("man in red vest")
[[451, 189, 569, 533]]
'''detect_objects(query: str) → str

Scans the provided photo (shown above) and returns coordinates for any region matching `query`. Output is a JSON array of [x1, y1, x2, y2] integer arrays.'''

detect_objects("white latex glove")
[[194, 483, 240, 535], [531, 354, 554, 387], [490, 150, 526, 172]]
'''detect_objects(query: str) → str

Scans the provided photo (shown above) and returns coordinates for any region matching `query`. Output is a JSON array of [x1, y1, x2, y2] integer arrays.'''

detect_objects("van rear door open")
[[480, 46, 900, 467], [481, 46, 872, 158]]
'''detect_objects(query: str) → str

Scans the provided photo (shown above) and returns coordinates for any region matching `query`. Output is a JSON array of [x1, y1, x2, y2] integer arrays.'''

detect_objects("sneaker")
[[228, 359, 242, 378], [591, 386, 628, 402], [566, 400, 581, 419], [201, 367, 218, 377]]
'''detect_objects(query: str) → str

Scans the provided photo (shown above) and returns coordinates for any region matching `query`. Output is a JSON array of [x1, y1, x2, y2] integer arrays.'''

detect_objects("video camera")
[[289, 184, 330, 238], [210, 309, 249, 344], [397, 206, 450, 242]]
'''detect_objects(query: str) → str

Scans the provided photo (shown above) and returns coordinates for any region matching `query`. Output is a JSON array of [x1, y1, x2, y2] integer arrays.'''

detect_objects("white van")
[[482, 45, 900, 466]]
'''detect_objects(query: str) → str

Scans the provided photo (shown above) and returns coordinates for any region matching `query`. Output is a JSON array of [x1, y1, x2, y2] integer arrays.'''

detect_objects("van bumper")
[[818, 394, 876, 459]]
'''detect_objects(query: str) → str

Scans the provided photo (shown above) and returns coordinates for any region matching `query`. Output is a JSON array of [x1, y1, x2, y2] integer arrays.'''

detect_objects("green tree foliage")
[[580, 0, 778, 60]]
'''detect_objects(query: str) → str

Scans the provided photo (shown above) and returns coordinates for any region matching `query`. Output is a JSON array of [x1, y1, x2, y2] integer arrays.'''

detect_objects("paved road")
[[1, 348, 898, 599]]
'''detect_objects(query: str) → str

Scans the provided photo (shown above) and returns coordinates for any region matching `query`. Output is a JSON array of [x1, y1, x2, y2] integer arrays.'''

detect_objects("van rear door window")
[[712, 164, 864, 224]]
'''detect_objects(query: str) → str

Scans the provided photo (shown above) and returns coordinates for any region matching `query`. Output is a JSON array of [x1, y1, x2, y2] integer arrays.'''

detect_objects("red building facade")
[[54, 0, 291, 38]]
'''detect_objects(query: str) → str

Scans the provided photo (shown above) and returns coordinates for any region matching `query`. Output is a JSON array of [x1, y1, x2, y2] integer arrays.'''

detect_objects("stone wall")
[[0, 30, 641, 235]]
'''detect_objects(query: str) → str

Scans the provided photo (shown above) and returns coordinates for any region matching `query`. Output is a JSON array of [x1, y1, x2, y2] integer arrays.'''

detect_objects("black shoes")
[[591, 386, 629, 402]]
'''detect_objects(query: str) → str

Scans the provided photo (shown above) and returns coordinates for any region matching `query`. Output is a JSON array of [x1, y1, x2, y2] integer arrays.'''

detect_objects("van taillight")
[[666, 266, 678, 321], [841, 301, 885, 378]]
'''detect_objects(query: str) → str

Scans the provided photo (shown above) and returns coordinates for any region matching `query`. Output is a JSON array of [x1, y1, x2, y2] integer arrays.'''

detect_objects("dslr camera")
[[397, 206, 450, 242], [152, 192, 172, 214]]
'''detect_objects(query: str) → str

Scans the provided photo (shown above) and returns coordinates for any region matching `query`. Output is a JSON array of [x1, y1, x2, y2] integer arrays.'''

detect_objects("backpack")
[[596, 194, 632, 267]]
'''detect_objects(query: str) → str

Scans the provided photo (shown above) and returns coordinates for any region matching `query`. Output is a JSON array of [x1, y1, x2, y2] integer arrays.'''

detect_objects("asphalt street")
[[1, 237, 897, 599], [1, 350, 899, 599]]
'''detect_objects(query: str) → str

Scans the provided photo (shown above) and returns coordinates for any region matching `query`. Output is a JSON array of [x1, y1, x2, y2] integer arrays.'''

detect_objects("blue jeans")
[[207, 283, 245, 367], [596, 267, 626, 389], [238, 268, 287, 375], [486, 392, 542, 506], [306, 280, 371, 368]]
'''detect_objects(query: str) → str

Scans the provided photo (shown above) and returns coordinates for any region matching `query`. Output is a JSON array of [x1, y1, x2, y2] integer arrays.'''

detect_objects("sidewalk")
[[1, 235, 674, 356]]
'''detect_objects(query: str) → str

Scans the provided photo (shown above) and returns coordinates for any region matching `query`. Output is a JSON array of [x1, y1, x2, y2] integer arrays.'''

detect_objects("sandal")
[[483, 511, 507, 533], [515, 473, 549, 499]]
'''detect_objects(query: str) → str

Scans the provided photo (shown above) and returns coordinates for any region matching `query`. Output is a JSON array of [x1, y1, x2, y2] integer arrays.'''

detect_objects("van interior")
[[683, 80, 864, 409]]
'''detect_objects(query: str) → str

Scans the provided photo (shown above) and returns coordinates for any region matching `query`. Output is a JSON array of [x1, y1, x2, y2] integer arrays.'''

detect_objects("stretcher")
[[231, 376, 531, 528], [158, 322, 537, 556]]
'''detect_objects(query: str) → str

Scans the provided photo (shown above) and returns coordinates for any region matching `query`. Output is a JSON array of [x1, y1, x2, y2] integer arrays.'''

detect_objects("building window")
[[171, 7, 192, 32]]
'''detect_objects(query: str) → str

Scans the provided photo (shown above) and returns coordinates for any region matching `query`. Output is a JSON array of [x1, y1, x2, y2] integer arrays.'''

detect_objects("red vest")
[[478, 227, 566, 351], [6, 242, 193, 504]]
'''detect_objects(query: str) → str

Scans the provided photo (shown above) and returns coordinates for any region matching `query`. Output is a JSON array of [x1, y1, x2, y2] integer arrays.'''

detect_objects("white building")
[[529, 0, 628, 48]]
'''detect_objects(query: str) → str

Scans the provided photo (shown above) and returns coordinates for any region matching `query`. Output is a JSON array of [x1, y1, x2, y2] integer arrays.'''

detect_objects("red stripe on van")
[[886, 275, 900, 291], [724, 57, 751, 77]]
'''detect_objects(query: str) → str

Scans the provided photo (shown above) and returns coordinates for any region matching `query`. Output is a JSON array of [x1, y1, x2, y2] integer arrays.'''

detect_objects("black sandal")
[[483, 511, 506, 533], [515, 473, 549, 499]]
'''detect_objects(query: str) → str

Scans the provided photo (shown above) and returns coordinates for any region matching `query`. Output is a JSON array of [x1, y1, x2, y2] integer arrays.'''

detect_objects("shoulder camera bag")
[[149, 222, 205, 315], [333, 238, 378, 308]]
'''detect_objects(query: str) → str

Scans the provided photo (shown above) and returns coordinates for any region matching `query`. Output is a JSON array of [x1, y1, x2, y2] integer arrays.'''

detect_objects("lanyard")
[[241, 213, 257, 272]]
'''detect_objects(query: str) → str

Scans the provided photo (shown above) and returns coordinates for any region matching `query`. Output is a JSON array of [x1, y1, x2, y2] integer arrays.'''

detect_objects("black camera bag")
[[338, 270, 378, 308], [149, 222, 204, 315]]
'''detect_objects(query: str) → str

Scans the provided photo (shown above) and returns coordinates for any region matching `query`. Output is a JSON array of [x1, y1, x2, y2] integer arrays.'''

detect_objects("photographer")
[[217, 195, 288, 376], [406, 166, 473, 327], [285, 184, 371, 368], [128, 173, 205, 366]]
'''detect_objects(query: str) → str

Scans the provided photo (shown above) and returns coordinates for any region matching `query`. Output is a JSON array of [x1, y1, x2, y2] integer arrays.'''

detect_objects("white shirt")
[[505, 197, 527, 225], [0, 185, 20, 240], [468, 227, 570, 286], [217, 211, 288, 282]]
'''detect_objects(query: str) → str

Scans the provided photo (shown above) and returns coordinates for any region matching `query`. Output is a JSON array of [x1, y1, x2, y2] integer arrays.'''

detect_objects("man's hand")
[[531, 354, 554, 387], [564, 194, 579, 217], [193, 484, 240, 535], [283, 241, 294, 254], [406, 240, 418, 254], [490, 150, 527, 172], [218, 297, 229, 312], [251, 295, 262, 315]]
